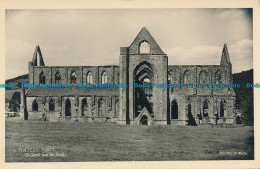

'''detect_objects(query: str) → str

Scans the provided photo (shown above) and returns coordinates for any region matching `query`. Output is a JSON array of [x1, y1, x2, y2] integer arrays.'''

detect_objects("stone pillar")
[[20, 88, 26, 120], [118, 47, 129, 125]]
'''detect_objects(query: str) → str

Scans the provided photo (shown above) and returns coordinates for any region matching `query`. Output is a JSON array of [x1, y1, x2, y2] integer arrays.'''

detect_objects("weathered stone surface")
[[22, 27, 235, 125]]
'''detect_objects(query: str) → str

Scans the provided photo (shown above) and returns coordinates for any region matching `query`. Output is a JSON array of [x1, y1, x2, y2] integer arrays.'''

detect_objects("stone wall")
[[29, 65, 120, 85]]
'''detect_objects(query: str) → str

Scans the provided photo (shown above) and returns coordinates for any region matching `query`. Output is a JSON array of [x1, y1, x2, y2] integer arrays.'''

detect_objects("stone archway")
[[133, 61, 154, 118], [65, 99, 71, 116], [171, 100, 178, 119], [81, 98, 87, 116]]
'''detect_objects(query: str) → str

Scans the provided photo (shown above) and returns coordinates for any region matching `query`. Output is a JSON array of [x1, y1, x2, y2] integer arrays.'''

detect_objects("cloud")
[[229, 39, 253, 72], [5, 9, 253, 79], [164, 39, 253, 73], [216, 9, 248, 19]]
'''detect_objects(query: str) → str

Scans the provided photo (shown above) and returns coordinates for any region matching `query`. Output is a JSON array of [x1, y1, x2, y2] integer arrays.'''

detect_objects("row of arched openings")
[[32, 98, 119, 117], [32, 99, 55, 111], [202, 99, 226, 118], [39, 71, 109, 84], [169, 99, 227, 120], [167, 70, 225, 85]]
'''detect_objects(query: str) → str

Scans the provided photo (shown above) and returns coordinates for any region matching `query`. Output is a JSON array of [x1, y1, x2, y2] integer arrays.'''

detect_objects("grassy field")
[[5, 120, 254, 162]]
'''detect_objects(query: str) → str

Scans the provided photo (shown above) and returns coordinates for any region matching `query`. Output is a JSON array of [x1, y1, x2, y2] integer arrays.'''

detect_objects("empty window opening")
[[139, 41, 150, 54], [32, 100, 38, 111]]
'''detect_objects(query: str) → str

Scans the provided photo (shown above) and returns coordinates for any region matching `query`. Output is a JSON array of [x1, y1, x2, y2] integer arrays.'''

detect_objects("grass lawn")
[[5, 120, 254, 162]]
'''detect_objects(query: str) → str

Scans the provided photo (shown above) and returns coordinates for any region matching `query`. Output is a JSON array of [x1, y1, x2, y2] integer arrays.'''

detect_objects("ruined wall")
[[29, 65, 120, 85]]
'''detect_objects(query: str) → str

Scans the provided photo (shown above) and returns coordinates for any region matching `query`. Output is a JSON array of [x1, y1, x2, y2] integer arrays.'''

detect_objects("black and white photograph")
[[3, 6, 256, 165]]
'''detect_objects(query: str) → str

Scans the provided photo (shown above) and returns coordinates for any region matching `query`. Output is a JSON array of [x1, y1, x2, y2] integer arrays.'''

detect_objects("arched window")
[[115, 100, 119, 116], [117, 73, 120, 84], [32, 99, 38, 111], [220, 100, 226, 117], [39, 71, 45, 84], [65, 99, 71, 116], [183, 70, 191, 84], [168, 75, 172, 84], [101, 72, 107, 84], [86, 72, 93, 84], [168, 70, 174, 84], [81, 98, 87, 116], [98, 99, 103, 116], [55, 71, 61, 84], [49, 99, 55, 111], [203, 100, 209, 117], [199, 70, 208, 84], [215, 70, 222, 84], [139, 41, 150, 54], [70, 71, 77, 84], [171, 100, 178, 119]]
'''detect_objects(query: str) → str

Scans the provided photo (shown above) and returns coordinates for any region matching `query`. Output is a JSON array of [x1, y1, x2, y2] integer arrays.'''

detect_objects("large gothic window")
[[55, 71, 61, 84], [49, 98, 55, 111], [199, 70, 208, 84], [86, 72, 93, 84], [139, 41, 150, 54], [70, 71, 77, 84], [32, 99, 38, 111], [39, 71, 45, 84], [134, 61, 154, 118], [183, 70, 191, 84], [101, 72, 107, 84]]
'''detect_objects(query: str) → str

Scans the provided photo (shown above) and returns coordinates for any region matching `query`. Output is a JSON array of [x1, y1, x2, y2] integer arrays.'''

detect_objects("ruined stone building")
[[20, 27, 236, 125]]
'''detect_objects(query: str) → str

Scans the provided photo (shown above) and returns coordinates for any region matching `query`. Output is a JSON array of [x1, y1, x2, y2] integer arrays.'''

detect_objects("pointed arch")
[[171, 100, 178, 119], [98, 98, 104, 116], [39, 71, 46, 84], [101, 71, 107, 84], [199, 70, 209, 84], [117, 73, 120, 84], [168, 70, 174, 84], [49, 98, 55, 111], [32, 45, 45, 66], [65, 98, 71, 116], [133, 61, 154, 118], [86, 72, 93, 84], [139, 40, 150, 54], [32, 99, 38, 111], [115, 100, 119, 116], [55, 71, 61, 84], [220, 99, 226, 118], [215, 70, 222, 84], [203, 100, 210, 117], [183, 70, 191, 84], [70, 71, 77, 84], [81, 98, 88, 116]]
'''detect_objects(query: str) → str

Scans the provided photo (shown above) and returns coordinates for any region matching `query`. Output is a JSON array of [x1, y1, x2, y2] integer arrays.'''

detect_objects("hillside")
[[5, 70, 255, 125], [232, 69, 254, 125], [5, 74, 29, 112], [5, 74, 29, 90]]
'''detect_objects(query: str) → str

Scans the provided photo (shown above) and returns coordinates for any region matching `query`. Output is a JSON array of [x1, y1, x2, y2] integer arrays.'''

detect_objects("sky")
[[5, 9, 253, 79]]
